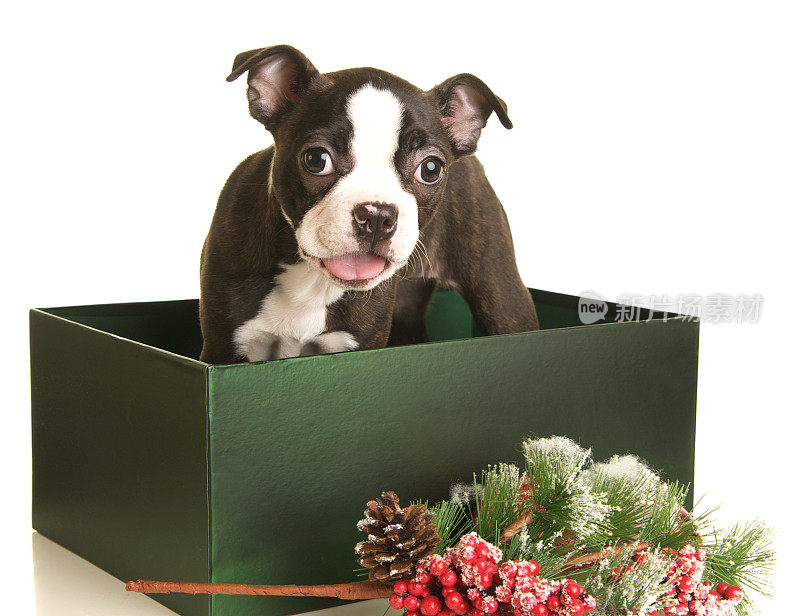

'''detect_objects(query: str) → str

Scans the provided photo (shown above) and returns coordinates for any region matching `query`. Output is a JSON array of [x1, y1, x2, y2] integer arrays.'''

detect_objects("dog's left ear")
[[429, 74, 513, 157], [226, 44, 319, 131]]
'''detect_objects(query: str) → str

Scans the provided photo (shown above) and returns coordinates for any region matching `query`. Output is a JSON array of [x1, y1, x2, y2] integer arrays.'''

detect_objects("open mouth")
[[320, 251, 389, 285]]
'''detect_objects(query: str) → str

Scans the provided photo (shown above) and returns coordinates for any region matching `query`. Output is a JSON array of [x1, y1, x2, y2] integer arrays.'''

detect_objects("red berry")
[[687, 600, 701, 613], [445, 593, 465, 611], [716, 583, 729, 596], [677, 577, 694, 592], [440, 571, 458, 587], [547, 596, 561, 611], [417, 572, 432, 585], [724, 585, 743, 602], [406, 612, 421, 616], [532, 606, 548, 616], [442, 586, 457, 596], [404, 596, 421, 611], [675, 606, 689, 616], [389, 594, 405, 610], [430, 561, 448, 576], [420, 595, 443, 616], [409, 582, 426, 596], [564, 583, 582, 599], [393, 580, 409, 595], [482, 597, 498, 614], [677, 592, 689, 604], [440, 611, 456, 616], [568, 599, 585, 616], [467, 589, 481, 601], [479, 573, 493, 588], [530, 561, 540, 576], [708, 590, 720, 599]]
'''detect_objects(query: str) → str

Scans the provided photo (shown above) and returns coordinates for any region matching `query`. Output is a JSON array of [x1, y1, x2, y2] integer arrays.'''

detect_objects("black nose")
[[353, 202, 398, 243]]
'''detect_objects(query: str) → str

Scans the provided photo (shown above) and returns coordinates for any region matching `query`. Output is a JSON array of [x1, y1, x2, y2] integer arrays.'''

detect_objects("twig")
[[565, 542, 650, 569], [126, 580, 394, 599]]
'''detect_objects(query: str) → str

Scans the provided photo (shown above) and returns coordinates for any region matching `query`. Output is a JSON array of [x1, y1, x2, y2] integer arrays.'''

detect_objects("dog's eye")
[[414, 157, 444, 184], [302, 148, 333, 175]]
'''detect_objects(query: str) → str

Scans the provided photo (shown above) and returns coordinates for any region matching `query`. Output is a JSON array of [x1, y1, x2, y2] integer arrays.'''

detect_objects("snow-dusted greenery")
[[584, 545, 676, 616], [522, 436, 612, 542], [705, 520, 775, 616], [430, 436, 774, 616]]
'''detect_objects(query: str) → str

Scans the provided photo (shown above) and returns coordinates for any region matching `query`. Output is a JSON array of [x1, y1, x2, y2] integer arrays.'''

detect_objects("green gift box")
[[30, 289, 698, 616]]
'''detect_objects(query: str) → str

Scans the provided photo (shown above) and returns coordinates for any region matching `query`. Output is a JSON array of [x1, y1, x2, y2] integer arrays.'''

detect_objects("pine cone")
[[355, 491, 442, 581]]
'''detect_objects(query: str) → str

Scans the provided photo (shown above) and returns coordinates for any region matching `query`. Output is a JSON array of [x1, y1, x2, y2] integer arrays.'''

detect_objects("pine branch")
[[638, 481, 705, 549], [583, 545, 676, 616], [474, 465, 524, 546], [510, 533, 579, 579], [583, 471, 653, 550], [704, 520, 775, 608], [428, 499, 470, 553], [522, 437, 610, 543]]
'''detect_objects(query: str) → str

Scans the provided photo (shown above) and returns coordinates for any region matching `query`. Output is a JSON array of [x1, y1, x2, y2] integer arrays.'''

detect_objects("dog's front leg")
[[325, 278, 398, 352], [388, 277, 438, 346], [458, 257, 540, 336]]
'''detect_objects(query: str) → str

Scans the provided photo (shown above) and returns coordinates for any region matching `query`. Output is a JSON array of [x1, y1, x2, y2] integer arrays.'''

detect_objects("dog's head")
[[227, 45, 512, 290]]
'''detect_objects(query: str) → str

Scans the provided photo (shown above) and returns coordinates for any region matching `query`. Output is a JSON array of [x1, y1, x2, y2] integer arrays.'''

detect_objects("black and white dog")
[[199, 45, 539, 364]]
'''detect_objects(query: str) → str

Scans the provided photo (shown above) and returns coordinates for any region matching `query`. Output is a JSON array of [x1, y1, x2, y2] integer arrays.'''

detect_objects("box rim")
[[29, 307, 207, 367], [32, 288, 695, 369], [207, 315, 696, 371]]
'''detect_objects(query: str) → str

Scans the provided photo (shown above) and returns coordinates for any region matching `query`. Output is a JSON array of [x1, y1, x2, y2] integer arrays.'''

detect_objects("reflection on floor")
[[32, 532, 387, 616]]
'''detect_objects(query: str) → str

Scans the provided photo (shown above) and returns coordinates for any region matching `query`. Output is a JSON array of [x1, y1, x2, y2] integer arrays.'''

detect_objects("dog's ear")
[[429, 74, 513, 157], [226, 44, 319, 131]]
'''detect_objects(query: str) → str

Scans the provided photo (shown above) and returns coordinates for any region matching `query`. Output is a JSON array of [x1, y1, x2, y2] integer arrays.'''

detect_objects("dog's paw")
[[238, 330, 358, 361], [279, 331, 358, 358], [313, 331, 359, 354]]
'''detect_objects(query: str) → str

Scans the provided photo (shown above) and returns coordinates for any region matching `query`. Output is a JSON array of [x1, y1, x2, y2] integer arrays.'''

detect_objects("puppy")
[[199, 45, 538, 364]]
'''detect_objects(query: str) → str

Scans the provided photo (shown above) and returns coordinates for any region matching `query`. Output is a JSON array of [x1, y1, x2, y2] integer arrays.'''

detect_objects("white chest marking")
[[233, 263, 358, 361]]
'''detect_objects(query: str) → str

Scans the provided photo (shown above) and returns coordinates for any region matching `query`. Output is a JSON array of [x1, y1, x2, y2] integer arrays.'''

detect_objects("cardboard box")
[[30, 289, 698, 616]]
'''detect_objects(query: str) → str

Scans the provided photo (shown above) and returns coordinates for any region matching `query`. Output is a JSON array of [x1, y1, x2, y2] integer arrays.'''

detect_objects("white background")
[[1, 1, 797, 614]]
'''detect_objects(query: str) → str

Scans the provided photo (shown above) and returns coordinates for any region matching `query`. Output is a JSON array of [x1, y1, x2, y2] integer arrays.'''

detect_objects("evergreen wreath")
[[128, 436, 774, 616]]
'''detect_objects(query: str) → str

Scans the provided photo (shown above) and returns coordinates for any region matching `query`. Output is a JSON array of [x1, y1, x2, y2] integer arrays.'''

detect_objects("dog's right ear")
[[226, 45, 319, 131]]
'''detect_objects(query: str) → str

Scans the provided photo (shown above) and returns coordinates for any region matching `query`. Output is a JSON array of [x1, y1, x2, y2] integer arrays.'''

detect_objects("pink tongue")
[[323, 252, 387, 281]]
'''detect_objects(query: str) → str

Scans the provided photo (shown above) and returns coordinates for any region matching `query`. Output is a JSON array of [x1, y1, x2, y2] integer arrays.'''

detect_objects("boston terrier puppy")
[[199, 45, 539, 364]]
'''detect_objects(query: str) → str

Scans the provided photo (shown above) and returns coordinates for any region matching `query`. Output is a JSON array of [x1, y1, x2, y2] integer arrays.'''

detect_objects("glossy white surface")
[[32, 533, 386, 615]]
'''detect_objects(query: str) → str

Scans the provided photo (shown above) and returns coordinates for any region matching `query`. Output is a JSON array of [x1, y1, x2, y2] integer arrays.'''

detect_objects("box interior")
[[42, 289, 665, 361]]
